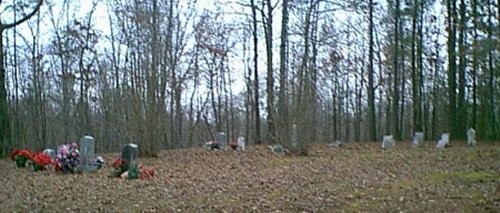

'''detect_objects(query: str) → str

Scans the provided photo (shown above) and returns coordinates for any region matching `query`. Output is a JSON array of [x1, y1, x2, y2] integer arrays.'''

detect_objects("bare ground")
[[0, 142, 499, 213]]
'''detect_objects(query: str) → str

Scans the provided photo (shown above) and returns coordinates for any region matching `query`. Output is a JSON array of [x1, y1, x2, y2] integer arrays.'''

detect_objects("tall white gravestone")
[[237, 136, 246, 151], [291, 124, 298, 149], [382, 135, 395, 149], [467, 128, 476, 147], [412, 132, 424, 148], [436, 133, 449, 149], [78, 135, 98, 172]]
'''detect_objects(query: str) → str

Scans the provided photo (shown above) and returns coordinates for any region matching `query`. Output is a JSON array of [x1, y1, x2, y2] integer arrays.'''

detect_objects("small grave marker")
[[436, 133, 449, 149], [237, 136, 246, 151], [412, 132, 424, 148], [382, 135, 395, 149], [467, 128, 476, 147], [43, 148, 55, 159], [329, 140, 343, 149]]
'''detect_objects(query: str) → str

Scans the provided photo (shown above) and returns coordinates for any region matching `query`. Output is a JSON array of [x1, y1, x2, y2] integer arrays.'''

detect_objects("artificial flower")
[[32, 152, 52, 171]]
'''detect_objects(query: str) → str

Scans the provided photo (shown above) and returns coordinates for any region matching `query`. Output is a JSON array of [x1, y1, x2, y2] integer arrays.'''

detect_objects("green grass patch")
[[428, 171, 499, 183]]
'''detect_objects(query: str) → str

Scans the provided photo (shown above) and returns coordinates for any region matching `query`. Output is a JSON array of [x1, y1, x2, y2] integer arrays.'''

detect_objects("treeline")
[[0, 0, 498, 156]]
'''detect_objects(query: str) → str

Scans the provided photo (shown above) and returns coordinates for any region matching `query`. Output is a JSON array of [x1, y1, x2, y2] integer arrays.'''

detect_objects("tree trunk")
[[447, 0, 457, 135], [456, 0, 467, 139], [265, 0, 275, 144], [392, 0, 401, 139], [251, 0, 261, 144], [368, 0, 376, 141], [278, 0, 289, 144]]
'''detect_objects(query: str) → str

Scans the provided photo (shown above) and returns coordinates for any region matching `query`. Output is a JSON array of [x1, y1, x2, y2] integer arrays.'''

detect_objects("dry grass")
[[0, 142, 498, 212]]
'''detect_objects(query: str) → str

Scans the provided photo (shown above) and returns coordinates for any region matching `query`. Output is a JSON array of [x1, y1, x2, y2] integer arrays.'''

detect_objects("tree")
[[0, 0, 43, 155], [392, 0, 401, 139], [250, 0, 261, 144], [367, 0, 376, 141], [456, 0, 467, 139], [264, 0, 275, 144], [447, 0, 457, 135], [278, 0, 289, 144]]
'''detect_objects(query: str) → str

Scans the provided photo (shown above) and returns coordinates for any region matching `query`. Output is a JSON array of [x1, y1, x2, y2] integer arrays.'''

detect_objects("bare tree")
[[0, 0, 43, 155]]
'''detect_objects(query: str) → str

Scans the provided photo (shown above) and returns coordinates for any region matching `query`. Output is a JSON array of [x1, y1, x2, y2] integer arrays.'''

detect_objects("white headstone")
[[436, 133, 449, 149], [78, 136, 98, 172], [382, 135, 395, 149], [43, 148, 56, 159], [237, 136, 246, 151], [412, 132, 424, 148], [215, 132, 227, 148], [467, 128, 476, 147], [291, 124, 298, 149], [329, 140, 343, 149]]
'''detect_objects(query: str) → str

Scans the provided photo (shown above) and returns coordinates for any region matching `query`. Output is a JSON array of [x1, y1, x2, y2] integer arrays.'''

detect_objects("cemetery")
[[1, 136, 499, 212], [0, 0, 499, 212]]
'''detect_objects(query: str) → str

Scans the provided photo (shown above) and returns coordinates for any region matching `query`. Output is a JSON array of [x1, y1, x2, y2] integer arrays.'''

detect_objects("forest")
[[0, 0, 499, 156]]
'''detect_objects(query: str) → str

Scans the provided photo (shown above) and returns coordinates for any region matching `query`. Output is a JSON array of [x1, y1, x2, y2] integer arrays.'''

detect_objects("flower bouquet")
[[32, 152, 52, 171], [53, 143, 80, 173], [111, 157, 156, 180], [10, 149, 33, 168]]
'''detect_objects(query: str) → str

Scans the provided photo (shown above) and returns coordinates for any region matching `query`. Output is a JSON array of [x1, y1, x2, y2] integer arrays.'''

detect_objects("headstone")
[[122, 143, 139, 166], [436, 133, 449, 149], [467, 128, 476, 147], [382, 135, 395, 149], [237, 136, 246, 151], [215, 132, 227, 149], [329, 140, 343, 149], [78, 135, 98, 172], [412, 132, 424, 148], [43, 148, 56, 160], [291, 124, 298, 149], [270, 144, 285, 154], [95, 156, 105, 169]]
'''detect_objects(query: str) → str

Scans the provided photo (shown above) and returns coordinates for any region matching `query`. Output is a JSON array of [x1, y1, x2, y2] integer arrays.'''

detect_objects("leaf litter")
[[0, 142, 498, 212]]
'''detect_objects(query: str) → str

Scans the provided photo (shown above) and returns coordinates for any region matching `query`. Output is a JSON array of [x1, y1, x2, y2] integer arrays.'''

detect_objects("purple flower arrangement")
[[54, 142, 80, 173]]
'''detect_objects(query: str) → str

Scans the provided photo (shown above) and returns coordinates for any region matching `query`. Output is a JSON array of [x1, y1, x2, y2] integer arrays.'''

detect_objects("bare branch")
[[1, 0, 43, 30]]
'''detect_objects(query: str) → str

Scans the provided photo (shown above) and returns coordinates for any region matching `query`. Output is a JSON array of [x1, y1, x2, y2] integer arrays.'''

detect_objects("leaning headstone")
[[382, 135, 395, 149], [467, 128, 476, 147], [269, 144, 285, 154], [436, 133, 449, 149], [291, 124, 298, 149], [237, 136, 246, 151], [329, 140, 343, 149], [215, 132, 227, 149], [412, 132, 424, 148], [121, 143, 139, 171], [78, 135, 98, 172], [43, 148, 56, 160]]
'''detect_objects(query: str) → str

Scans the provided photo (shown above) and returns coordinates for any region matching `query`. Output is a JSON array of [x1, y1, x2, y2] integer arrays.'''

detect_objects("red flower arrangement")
[[112, 158, 124, 168], [230, 141, 238, 150], [138, 163, 156, 180], [9, 149, 20, 160], [10, 149, 33, 168], [32, 153, 52, 171], [111, 157, 156, 180]]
